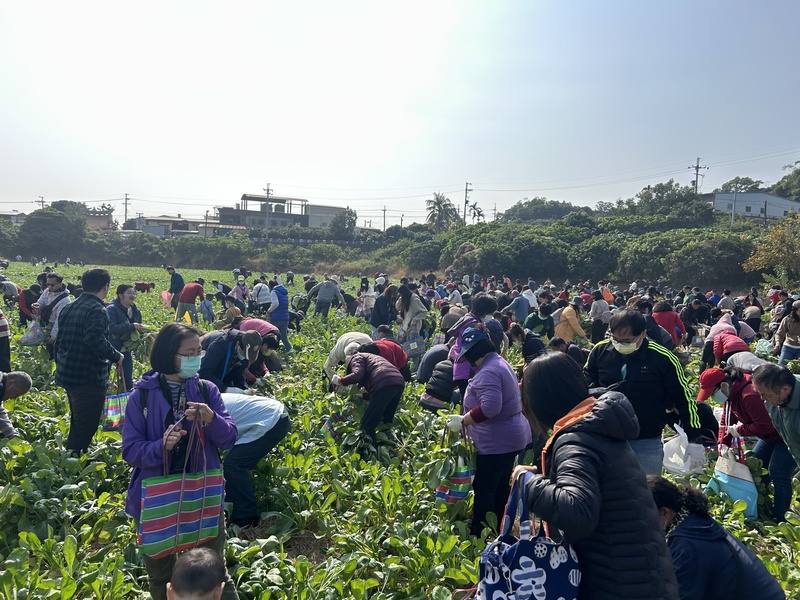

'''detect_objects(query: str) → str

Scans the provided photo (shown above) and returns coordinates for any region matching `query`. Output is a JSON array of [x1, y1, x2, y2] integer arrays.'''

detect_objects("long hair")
[[521, 352, 588, 434], [647, 476, 710, 518]]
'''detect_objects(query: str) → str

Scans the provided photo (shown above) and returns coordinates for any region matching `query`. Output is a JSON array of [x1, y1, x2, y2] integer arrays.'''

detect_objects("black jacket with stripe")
[[584, 338, 700, 439]]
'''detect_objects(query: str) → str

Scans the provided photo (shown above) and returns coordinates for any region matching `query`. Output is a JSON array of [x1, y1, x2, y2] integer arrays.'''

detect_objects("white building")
[[708, 191, 800, 220]]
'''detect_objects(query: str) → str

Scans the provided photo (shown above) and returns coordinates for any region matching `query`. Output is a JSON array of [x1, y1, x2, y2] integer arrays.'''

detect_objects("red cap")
[[697, 368, 727, 402]]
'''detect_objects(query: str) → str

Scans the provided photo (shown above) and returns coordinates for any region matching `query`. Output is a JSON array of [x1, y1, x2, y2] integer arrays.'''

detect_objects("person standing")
[[166, 266, 185, 310], [106, 284, 146, 391], [267, 280, 292, 351], [33, 272, 71, 360], [308, 276, 345, 322], [55, 268, 123, 454], [176, 278, 205, 325], [774, 300, 800, 365], [370, 285, 398, 338], [584, 309, 701, 475], [588, 290, 610, 343], [446, 328, 531, 536]]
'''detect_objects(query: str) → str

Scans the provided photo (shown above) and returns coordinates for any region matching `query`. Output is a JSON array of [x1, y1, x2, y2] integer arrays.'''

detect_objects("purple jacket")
[[447, 313, 480, 381], [122, 371, 237, 522], [462, 353, 532, 454]]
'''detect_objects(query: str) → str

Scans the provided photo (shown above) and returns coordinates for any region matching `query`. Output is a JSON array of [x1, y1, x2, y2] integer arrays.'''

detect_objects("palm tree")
[[426, 192, 460, 231], [469, 202, 484, 224]]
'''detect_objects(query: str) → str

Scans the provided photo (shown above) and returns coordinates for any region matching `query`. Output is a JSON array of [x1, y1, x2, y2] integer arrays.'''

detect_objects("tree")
[[328, 208, 357, 240], [468, 202, 484, 224], [627, 180, 714, 226], [744, 212, 800, 282], [0, 219, 18, 256], [426, 192, 460, 232], [499, 197, 590, 222], [715, 176, 765, 193], [18, 207, 87, 258], [770, 161, 800, 198]]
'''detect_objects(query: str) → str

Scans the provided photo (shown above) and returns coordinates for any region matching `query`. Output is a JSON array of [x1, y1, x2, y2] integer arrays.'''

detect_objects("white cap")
[[376, 276, 386, 286]]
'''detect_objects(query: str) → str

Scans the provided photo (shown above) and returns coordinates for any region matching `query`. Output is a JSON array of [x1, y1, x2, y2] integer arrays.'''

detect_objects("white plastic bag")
[[19, 321, 46, 346], [662, 424, 706, 476]]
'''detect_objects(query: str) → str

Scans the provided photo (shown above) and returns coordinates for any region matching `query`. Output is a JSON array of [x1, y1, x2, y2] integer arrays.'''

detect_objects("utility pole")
[[492, 203, 497, 221], [204, 209, 209, 238], [463, 181, 472, 224], [37, 196, 45, 209], [382, 206, 387, 232], [123, 193, 129, 225], [688, 157, 708, 195], [764, 198, 768, 228], [400, 214, 404, 228], [730, 189, 736, 228]]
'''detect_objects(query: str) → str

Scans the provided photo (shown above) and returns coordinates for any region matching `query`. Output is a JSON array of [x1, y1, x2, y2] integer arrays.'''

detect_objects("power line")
[[688, 157, 708, 195]]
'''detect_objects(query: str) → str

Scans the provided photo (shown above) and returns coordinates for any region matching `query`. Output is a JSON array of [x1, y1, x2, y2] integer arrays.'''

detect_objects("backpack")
[[40, 291, 68, 326]]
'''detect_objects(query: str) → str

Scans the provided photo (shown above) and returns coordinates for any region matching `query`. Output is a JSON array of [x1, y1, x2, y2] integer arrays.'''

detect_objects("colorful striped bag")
[[103, 370, 129, 431], [138, 417, 225, 559], [435, 428, 475, 505]]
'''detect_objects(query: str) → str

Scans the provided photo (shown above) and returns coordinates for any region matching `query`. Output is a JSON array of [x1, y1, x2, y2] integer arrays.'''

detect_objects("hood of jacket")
[[567, 391, 641, 441], [669, 512, 727, 542], [134, 369, 169, 391]]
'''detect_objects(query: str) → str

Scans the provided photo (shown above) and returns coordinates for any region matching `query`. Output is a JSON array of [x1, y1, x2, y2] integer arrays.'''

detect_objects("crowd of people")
[[1, 261, 799, 598]]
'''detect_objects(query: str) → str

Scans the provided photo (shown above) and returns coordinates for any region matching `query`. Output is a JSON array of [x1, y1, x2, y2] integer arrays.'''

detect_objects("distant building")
[[84, 208, 115, 231], [0, 212, 26, 226], [123, 214, 208, 238], [217, 194, 346, 231], [706, 191, 800, 220]]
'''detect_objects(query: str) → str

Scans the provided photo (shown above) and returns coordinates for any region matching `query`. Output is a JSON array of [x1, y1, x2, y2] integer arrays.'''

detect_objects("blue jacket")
[[270, 284, 289, 322], [668, 513, 784, 600], [199, 330, 248, 392], [169, 271, 185, 294], [106, 300, 142, 352]]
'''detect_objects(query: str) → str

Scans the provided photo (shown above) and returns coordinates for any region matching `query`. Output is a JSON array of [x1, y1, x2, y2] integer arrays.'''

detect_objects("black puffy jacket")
[[525, 392, 679, 600], [425, 359, 455, 403]]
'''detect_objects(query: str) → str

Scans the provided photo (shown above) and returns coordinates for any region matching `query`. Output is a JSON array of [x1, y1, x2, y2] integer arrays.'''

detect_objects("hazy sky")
[[1, 1, 798, 227]]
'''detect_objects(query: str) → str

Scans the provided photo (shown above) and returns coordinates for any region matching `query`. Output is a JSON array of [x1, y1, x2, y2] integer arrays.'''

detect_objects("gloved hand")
[[728, 422, 742, 438], [446, 414, 464, 433], [331, 374, 341, 387]]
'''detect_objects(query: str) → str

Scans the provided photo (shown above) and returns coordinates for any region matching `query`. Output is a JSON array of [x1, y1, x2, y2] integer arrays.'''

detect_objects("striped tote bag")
[[138, 417, 225, 559]]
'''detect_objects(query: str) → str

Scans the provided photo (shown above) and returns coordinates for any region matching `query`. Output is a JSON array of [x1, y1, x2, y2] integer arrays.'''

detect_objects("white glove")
[[728, 422, 742, 438], [331, 374, 341, 387], [446, 415, 464, 433]]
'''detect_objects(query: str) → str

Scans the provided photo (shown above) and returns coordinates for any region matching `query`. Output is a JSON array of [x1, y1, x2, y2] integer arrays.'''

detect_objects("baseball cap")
[[696, 367, 727, 402], [458, 327, 490, 360]]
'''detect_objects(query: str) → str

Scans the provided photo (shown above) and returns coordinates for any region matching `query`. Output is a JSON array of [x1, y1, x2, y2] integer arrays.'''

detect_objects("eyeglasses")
[[177, 351, 205, 359]]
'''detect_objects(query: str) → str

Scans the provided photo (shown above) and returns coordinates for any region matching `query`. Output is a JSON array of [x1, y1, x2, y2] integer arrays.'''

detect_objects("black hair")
[[723, 289, 731, 296], [81, 268, 111, 294], [462, 337, 495, 365], [358, 343, 380, 355], [46, 272, 63, 283], [647, 476, 710, 518], [548, 336, 566, 349], [262, 334, 280, 350], [170, 547, 225, 596], [653, 300, 672, 313], [635, 300, 653, 315], [116, 284, 133, 297], [377, 324, 394, 337], [709, 307, 722, 321], [196, 277, 205, 286], [508, 323, 524, 341], [470, 293, 498, 319], [522, 352, 588, 431], [150, 323, 201, 374], [609, 309, 646, 336], [592, 290, 602, 301], [753, 363, 796, 391], [538, 303, 553, 317]]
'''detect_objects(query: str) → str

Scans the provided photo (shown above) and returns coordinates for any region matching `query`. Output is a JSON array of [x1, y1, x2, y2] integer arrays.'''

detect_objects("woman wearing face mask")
[[647, 476, 785, 600], [198, 328, 262, 393], [446, 327, 531, 536], [122, 323, 238, 600], [106, 284, 146, 391], [447, 293, 498, 398], [697, 367, 797, 521]]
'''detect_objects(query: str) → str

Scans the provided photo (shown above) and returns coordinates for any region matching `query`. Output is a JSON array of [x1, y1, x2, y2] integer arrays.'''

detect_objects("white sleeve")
[[269, 289, 279, 311]]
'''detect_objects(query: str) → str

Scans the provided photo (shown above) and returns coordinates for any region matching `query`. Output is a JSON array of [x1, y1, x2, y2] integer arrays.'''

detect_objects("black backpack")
[[139, 378, 211, 421]]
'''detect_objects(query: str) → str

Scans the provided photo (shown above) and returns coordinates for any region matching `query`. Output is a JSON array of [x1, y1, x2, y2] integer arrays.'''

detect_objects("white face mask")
[[712, 389, 727, 404], [611, 339, 639, 355]]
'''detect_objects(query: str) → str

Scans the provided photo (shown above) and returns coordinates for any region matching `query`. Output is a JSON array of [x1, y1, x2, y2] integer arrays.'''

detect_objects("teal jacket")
[[766, 374, 800, 465]]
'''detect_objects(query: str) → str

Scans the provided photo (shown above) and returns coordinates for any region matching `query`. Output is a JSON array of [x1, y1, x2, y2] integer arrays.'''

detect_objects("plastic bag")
[[706, 444, 758, 519], [663, 424, 706, 475], [754, 338, 773, 358], [19, 321, 46, 346]]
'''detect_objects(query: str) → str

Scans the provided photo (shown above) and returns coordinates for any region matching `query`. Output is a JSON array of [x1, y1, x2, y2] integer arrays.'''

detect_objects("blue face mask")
[[178, 355, 202, 379]]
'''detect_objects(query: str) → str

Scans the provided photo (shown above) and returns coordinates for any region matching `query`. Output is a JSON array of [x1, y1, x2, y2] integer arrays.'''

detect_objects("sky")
[[1, 1, 799, 228]]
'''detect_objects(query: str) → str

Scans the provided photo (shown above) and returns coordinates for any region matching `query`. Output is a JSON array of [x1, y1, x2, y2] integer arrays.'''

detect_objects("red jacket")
[[374, 338, 408, 370], [713, 331, 748, 363], [720, 374, 780, 446], [652, 310, 685, 346], [178, 282, 205, 304]]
